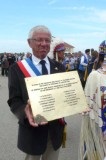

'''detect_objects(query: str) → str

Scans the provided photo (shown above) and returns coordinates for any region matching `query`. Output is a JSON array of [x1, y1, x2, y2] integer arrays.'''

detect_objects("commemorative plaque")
[[25, 71, 88, 122]]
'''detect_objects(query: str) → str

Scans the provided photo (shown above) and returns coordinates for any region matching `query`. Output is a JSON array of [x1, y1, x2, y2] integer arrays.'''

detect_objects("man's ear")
[[27, 39, 30, 46]]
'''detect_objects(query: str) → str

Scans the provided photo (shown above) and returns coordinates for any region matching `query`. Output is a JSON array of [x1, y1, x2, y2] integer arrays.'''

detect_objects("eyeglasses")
[[30, 38, 51, 44]]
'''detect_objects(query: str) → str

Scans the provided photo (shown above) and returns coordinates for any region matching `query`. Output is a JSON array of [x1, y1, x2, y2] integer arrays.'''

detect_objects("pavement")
[[0, 75, 82, 160]]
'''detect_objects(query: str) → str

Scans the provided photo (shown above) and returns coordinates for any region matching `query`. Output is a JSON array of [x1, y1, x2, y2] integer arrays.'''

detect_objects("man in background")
[[78, 49, 90, 88]]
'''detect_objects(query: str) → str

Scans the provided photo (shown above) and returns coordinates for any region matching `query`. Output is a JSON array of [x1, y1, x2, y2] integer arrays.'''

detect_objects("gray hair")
[[28, 25, 52, 39]]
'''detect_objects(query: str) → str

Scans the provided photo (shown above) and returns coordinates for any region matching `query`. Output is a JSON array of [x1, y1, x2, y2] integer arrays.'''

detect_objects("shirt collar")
[[32, 54, 49, 65]]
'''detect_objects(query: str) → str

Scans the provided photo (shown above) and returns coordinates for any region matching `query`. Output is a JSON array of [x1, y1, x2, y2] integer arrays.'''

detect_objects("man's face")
[[58, 50, 65, 61], [28, 31, 51, 59], [87, 52, 90, 55]]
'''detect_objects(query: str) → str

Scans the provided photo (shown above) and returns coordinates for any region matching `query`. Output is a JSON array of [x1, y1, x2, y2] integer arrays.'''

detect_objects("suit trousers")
[[24, 134, 60, 160]]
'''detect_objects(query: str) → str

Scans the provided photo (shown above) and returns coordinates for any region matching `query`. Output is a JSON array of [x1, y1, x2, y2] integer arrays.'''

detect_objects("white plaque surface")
[[25, 71, 88, 121]]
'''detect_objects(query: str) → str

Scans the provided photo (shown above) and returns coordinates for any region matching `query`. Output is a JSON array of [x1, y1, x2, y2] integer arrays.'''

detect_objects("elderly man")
[[7, 25, 66, 160]]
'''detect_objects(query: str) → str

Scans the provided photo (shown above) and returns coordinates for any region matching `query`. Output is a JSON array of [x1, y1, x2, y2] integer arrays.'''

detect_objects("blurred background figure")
[[48, 37, 65, 61], [99, 40, 106, 54], [48, 37, 70, 71], [87, 50, 99, 74], [78, 49, 91, 88], [53, 43, 65, 62], [79, 40, 106, 160], [7, 53, 16, 67], [1, 54, 9, 76], [22, 52, 32, 59]]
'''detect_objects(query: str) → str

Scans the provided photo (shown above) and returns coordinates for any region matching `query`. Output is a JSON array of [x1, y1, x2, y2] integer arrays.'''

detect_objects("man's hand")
[[24, 100, 48, 127], [24, 102, 39, 127]]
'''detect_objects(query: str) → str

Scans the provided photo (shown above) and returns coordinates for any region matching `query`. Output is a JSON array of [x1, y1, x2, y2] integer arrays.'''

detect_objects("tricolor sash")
[[17, 58, 41, 77]]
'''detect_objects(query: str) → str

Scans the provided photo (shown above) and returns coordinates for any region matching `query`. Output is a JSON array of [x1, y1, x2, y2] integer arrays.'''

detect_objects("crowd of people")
[[0, 47, 99, 88], [0, 52, 31, 76]]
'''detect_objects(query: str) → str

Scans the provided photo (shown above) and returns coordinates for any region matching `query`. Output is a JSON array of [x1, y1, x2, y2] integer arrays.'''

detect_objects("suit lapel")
[[48, 57, 60, 74]]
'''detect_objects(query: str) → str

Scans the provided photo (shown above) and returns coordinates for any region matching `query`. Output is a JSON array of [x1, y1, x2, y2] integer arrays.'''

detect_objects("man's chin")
[[40, 53, 47, 59]]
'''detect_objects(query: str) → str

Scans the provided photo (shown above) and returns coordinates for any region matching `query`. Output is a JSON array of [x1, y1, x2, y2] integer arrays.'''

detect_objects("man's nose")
[[41, 40, 47, 44]]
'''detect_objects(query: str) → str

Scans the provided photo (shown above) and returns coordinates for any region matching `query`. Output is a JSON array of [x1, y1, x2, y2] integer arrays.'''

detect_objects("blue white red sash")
[[17, 58, 41, 77]]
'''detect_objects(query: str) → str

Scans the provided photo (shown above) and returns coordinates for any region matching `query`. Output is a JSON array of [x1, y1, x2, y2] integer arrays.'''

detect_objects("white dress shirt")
[[32, 54, 50, 74]]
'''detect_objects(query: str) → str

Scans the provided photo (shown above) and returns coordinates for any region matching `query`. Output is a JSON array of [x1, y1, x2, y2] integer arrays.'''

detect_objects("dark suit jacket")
[[7, 57, 66, 155]]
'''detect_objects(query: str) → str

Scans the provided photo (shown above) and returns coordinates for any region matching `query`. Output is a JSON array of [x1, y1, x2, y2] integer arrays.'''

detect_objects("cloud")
[[93, 9, 106, 22], [51, 6, 95, 11], [48, 0, 57, 5], [1, 2, 106, 53], [51, 5, 106, 23]]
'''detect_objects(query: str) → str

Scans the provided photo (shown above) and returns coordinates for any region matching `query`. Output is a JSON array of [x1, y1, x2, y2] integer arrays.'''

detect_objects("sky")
[[0, 0, 106, 53]]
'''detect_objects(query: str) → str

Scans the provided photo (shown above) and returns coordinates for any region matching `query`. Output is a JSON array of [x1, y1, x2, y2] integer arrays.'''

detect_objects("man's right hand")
[[24, 100, 48, 127], [24, 102, 39, 127]]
